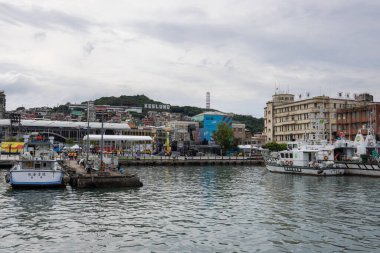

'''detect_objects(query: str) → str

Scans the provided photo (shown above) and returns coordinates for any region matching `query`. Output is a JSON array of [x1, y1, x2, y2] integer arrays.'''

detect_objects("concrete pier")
[[0, 155, 19, 168], [119, 155, 264, 167], [63, 160, 143, 188]]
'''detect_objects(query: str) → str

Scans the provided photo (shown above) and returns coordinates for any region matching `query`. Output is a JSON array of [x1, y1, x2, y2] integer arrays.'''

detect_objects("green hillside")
[[232, 114, 264, 133], [94, 95, 162, 107], [90, 95, 264, 133]]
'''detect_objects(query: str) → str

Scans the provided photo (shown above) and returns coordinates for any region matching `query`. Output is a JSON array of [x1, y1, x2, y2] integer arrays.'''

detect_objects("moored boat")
[[333, 125, 380, 176], [5, 134, 66, 188], [263, 145, 345, 176], [263, 106, 345, 176]]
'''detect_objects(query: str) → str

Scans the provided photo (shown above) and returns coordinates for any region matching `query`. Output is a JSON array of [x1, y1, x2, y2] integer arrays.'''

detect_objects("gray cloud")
[[1, 1, 380, 117], [129, 1, 380, 70], [0, 72, 38, 95], [83, 42, 95, 55], [33, 32, 46, 41], [131, 21, 238, 44], [0, 2, 94, 32]]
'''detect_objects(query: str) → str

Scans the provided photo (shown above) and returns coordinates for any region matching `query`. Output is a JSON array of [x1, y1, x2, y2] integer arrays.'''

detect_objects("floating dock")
[[63, 160, 143, 188]]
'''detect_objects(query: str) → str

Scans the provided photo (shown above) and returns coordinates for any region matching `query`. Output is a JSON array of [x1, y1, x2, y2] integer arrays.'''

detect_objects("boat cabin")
[[279, 147, 334, 167], [14, 160, 60, 171]]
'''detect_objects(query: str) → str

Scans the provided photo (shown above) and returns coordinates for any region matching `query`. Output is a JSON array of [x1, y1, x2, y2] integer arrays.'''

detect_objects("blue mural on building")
[[192, 112, 233, 142]]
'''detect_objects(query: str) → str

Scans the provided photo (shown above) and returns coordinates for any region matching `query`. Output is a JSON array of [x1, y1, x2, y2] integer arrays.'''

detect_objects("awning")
[[83, 135, 152, 142]]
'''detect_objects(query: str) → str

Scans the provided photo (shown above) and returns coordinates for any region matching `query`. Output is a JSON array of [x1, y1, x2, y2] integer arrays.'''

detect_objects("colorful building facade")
[[192, 112, 233, 142]]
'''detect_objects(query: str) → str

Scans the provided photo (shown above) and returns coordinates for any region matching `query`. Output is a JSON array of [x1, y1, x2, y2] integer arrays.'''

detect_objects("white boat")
[[5, 134, 65, 188], [264, 108, 380, 177], [334, 125, 380, 176], [263, 106, 345, 176], [263, 144, 345, 176]]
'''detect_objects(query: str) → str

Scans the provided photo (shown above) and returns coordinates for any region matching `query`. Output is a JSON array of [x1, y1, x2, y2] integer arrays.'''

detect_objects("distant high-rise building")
[[206, 91, 210, 109], [0, 91, 6, 119]]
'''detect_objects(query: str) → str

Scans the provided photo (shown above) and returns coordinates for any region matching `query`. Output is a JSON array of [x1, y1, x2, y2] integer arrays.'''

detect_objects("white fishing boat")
[[264, 142, 345, 176], [263, 106, 345, 176], [5, 134, 65, 188]]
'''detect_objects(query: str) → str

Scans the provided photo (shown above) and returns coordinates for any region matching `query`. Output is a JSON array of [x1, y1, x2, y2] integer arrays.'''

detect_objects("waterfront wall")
[[119, 155, 264, 166]]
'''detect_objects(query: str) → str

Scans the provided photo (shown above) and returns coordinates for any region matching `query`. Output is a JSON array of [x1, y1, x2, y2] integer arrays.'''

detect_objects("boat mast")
[[369, 109, 375, 136], [86, 101, 90, 165], [309, 105, 327, 145], [100, 113, 104, 170]]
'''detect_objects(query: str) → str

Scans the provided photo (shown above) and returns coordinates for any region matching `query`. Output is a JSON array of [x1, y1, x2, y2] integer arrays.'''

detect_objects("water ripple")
[[1, 167, 380, 252]]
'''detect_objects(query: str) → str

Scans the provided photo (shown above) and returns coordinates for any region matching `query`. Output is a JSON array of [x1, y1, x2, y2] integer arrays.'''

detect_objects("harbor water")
[[1, 166, 380, 252]]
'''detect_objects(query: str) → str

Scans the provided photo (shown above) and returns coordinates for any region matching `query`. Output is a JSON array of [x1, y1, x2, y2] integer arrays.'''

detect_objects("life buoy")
[[289, 160, 293, 165], [285, 160, 289, 165], [324, 156, 328, 161]]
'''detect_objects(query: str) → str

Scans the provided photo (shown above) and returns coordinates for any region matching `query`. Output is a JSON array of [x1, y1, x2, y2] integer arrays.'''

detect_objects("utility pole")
[[100, 112, 104, 170], [86, 102, 90, 166]]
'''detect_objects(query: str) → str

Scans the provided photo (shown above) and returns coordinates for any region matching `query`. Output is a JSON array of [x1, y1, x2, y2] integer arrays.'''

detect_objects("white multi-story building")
[[264, 92, 373, 143]]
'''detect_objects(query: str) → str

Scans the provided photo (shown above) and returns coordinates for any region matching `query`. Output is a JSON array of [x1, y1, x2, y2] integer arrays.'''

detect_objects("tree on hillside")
[[170, 106, 205, 117], [94, 94, 162, 107], [51, 105, 70, 114], [262, 141, 287, 151], [212, 122, 235, 155], [232, 114, 264, 133]]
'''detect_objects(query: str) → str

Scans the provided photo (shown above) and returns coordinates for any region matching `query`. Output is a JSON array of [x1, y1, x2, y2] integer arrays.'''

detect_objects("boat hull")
[[9, 170, 65, 187], [335, 162, 380, 177], [266, 164, 345, 176]]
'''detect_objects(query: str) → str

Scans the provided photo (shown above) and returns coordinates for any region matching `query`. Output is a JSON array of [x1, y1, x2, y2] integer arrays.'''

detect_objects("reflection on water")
[[1, 167, 380, 253]]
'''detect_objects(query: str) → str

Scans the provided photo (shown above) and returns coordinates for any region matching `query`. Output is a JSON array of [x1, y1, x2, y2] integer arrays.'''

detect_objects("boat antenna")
[[369, 109, 375, 136]]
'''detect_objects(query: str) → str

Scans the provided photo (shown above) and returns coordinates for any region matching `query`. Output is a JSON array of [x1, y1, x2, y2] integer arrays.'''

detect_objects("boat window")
[[290, 153, 293, 158], [281, 153, 284, 158], [35, 163, 41, 169], [43, 162, 47, 167]]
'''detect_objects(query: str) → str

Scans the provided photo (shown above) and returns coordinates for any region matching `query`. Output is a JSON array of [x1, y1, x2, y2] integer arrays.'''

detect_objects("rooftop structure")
[[0, 119, 131, 142], [0, 119, 131, 130], [83, 134, 152, 142]]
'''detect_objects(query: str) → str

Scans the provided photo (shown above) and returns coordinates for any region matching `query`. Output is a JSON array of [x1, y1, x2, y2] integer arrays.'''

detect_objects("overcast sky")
[[1, 0, 380, 117]]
